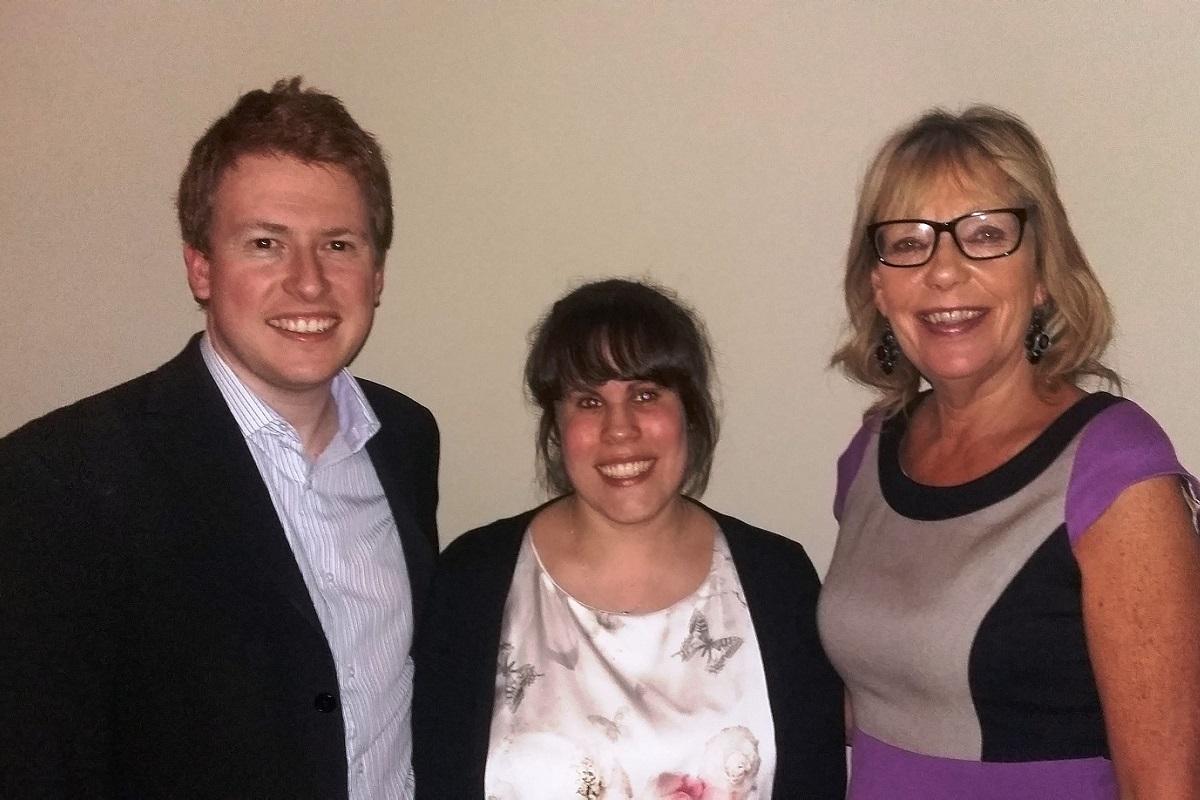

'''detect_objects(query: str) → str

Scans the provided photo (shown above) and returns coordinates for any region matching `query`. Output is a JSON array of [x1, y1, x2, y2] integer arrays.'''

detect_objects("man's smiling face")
[[184, 152, 383, 408]]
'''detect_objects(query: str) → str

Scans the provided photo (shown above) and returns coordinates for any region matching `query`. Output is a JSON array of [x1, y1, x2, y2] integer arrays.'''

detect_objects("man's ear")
[[373, 264, 385, 307], [183, 245, 212, 302]]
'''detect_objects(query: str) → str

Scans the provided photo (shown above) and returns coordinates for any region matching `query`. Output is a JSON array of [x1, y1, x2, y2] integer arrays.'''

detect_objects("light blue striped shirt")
[[201, 334, 415, 800]]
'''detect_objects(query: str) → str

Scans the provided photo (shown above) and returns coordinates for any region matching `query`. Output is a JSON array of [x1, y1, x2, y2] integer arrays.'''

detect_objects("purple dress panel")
[[1066, 400, 1200, 543], [832, 419, 874, 522], [848, 730, 1116, 800]]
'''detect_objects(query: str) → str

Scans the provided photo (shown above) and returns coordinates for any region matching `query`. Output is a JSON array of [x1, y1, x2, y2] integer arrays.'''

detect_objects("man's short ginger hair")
[[176, 76, 392, 265]]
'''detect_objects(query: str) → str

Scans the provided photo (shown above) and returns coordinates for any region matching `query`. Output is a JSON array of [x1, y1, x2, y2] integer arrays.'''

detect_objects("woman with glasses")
[[414, 279, 846, 799], [819, 106, 1200, 799]]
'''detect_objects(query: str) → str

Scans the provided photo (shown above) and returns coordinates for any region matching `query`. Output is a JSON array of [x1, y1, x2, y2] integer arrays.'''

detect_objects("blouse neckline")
[[525, 529, 726, 619]]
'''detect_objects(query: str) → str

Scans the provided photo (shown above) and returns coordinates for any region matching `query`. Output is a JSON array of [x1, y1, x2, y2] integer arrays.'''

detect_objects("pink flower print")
[[654, 773, 710, 799]]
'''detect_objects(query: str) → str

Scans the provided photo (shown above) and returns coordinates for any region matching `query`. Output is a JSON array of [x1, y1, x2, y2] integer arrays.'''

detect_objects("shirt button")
[[314, 692, 338, 713]]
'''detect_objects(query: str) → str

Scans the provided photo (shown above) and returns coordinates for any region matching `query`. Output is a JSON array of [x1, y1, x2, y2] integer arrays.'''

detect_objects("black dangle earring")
[[875, 322, 900, 375], [1025, 307, 1051, 364]]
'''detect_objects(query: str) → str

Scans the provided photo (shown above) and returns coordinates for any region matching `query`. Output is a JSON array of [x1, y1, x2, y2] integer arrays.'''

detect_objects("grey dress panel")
[[819, 430, 1078, 759]]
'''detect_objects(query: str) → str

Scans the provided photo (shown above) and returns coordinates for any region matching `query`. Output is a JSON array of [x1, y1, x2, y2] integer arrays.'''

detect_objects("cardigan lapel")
[[707, 506, 806, 797], [464, 510, 537, 792], [136, 336, 325, 635], [715, 513, 787, 703]]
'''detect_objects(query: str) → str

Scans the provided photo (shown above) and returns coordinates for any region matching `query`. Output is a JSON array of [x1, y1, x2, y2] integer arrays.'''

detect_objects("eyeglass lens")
[[873, 210, 1023, 267]]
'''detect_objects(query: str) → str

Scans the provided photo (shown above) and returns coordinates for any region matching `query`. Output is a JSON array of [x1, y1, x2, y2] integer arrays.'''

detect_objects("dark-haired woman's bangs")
[[594, 316, 690, 388]]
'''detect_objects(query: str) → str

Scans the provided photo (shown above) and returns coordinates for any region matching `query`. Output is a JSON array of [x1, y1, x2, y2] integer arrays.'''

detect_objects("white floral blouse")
[[484, 530, 776, 800]]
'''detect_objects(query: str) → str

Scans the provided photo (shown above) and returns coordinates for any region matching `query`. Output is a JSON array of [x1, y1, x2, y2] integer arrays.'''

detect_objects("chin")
[[925, 357, 1028, 391], [925, 367, 985, 385], [273, 367, 344, 392], [619, 499, 683, 526], [584, 494, 678, 527]]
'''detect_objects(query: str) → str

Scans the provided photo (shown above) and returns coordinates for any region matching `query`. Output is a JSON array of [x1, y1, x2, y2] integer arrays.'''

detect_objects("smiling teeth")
[[598, 460, 653, 479], [921, 309, 983, 325], [269, 317, 336, 333]]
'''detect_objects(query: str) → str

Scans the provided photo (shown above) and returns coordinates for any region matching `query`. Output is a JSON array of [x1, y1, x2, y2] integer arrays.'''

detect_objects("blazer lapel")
[[366, 432, 435, 624], [137, 337, 325, 634]]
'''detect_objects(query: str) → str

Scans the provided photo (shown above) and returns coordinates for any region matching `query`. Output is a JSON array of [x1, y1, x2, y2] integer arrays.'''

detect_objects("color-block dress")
[[818, 392, 1199, 799]]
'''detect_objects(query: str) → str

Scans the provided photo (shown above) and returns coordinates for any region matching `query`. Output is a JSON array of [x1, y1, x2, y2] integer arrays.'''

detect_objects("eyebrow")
[[241, 221, 290, 235], [319, 226, 365, 239], [237, 222, 366, 239]]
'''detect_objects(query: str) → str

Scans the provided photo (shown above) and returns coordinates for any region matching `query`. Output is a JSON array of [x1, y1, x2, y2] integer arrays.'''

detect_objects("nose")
[[923, 230, 970, 290], [602, 401, 639, 443], [283, 247, 330, 300]]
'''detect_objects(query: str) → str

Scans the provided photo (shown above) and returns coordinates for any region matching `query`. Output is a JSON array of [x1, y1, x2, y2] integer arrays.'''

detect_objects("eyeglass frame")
[[866, 207, 1030, 268]]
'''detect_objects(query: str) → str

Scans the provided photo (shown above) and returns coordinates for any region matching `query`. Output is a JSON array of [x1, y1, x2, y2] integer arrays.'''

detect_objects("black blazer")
[[0, 335, 439, 799], [413, 503, 846, 798]]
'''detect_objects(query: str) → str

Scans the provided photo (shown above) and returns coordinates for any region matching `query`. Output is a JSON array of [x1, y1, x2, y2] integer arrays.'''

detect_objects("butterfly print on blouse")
[[497, 642, 542, 711], [587, 707, 629, 741], [673, 609, 743, 674]]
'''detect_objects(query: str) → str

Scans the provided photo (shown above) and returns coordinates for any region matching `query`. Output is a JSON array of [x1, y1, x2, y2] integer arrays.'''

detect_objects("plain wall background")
[[2, 2, 1197, 574]]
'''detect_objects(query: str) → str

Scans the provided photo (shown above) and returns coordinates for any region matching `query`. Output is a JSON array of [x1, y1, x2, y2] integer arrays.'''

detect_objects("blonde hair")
[[830, 106, 1119, 417]]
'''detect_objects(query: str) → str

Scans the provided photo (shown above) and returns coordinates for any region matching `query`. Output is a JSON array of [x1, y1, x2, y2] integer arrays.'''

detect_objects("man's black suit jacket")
[[0, 335, 439, 798]]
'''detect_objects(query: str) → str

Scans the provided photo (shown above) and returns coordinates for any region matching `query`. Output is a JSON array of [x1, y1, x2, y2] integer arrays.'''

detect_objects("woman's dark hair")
[[525, 278, 719, 497]]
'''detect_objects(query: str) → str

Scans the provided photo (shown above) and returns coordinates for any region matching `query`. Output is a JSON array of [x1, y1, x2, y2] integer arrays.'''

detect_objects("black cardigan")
[[413, 502, 846, 798]]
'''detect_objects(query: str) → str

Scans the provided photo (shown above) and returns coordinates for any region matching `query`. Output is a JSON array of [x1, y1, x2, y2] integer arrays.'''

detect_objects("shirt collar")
[[199, 332, 380, 453]]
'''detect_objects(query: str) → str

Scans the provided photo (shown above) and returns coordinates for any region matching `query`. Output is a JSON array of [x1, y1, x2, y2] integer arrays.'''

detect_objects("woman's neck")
[[903, 377, 1083, 486], [531, 496, 716, 614], [567, 496, 695, 558]]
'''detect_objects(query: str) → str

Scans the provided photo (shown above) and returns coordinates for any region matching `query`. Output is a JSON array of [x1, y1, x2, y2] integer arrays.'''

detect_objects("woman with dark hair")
[[415, 279, 845, 798], [820, 106, 1200, 799]]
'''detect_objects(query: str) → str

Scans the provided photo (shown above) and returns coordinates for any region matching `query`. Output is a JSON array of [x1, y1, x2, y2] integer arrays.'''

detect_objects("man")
[[0, 78, 438, 799]]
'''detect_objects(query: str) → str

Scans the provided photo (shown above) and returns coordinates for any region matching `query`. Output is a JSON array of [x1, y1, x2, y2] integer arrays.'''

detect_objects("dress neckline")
[[877, 391, 1122, 521]]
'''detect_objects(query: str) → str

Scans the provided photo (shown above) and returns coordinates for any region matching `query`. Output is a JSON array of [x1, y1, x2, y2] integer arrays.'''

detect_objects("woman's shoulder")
[[1076, 392, 1171, 444], [710, 509, 804, 551], [1066, 392, 1198, 541], [438, 505, 542, 570], [833, 411, 886, 520], [701, 505, 820, 583], [1071, 392, 1184, 474]]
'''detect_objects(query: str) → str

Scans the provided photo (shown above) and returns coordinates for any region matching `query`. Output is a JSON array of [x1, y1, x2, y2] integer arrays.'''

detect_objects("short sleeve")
[[1065, 400, 1200, 544], [833, 418, 878, 522]]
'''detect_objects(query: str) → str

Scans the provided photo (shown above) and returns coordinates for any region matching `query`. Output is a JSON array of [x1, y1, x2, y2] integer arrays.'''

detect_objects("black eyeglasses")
[[867, 207, 1029, 268]]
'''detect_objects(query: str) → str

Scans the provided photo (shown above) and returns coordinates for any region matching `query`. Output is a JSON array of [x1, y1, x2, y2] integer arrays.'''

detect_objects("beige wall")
[[2, 2, 1197, 573]]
